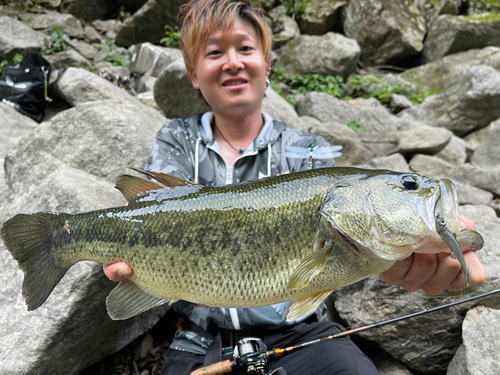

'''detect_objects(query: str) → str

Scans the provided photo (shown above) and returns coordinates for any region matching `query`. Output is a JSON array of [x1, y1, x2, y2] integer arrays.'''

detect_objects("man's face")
[[189, 17, 270, 117]]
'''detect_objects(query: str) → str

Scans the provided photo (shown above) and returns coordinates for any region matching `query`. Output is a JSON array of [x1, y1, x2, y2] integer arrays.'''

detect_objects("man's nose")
[[223, 49, 244, 71]]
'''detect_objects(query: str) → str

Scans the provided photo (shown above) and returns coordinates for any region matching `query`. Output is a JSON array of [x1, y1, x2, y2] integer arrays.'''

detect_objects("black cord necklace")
[[213, 118, 265, 154], [213, 121, 245, 153]]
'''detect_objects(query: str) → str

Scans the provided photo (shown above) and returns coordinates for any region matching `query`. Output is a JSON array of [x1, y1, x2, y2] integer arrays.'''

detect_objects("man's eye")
[[241, 46, 253, 52], [207, 50, 221, 56]]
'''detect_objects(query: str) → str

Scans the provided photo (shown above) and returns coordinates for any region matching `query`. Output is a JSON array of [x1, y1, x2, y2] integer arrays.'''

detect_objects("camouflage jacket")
[[145, 112, 339, 354]]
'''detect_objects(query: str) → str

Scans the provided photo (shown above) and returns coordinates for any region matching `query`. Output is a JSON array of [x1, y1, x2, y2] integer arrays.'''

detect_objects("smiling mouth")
[[222, 80, 248, 86]]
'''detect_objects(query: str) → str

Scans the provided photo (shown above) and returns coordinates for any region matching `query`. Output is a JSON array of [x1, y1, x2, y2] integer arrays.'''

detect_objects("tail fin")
[[1, 212, 70, 310]]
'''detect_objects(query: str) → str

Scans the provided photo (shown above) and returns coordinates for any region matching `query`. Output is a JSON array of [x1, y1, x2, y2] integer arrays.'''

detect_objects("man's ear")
[[188, 69, 200, 89]]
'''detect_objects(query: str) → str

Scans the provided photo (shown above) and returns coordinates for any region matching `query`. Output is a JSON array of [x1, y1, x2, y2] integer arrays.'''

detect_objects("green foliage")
[[282, 0, 309, 18], [101, 39, 128, 68], [160, 25, 181, 48], [345, 119, 366, 135], [269, 68, 437, 111], [288, 73, 346, 97], [44, 25, 67, 55], [346, 74, 438, 109], [12, 53, 23, 63], [83, 65, 100, 74], [0, 53, 24, 74]]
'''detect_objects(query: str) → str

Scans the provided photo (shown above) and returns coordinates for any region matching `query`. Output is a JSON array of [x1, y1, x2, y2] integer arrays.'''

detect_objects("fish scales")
[[1, 167, 485, 321], [40, 171, 337, 306]]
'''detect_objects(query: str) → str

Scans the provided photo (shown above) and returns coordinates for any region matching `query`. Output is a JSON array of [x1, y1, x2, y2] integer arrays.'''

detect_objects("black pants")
[[160, 321, 380, 375]]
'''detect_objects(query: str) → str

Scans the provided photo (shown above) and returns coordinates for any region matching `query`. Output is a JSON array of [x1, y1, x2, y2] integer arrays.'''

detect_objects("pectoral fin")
[[106, 279, 175, 320], [287, 245, 332, 291], [285, 290, 332, 321]]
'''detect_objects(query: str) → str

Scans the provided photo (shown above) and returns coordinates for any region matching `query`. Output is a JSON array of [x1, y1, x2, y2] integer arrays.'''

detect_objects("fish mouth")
[[433, 179, 460, 233]]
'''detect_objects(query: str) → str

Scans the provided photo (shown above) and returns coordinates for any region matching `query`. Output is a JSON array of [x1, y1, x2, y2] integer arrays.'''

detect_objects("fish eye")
[[402, 175, 418, 190]]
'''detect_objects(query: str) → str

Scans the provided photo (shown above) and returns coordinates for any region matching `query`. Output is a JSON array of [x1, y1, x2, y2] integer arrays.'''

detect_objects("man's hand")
[[103, 262, 133, 282], [381, 215, 487, 294]]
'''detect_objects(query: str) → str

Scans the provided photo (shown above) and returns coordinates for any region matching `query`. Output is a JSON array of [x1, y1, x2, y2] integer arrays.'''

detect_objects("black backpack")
[[0, 51, 52, 122]]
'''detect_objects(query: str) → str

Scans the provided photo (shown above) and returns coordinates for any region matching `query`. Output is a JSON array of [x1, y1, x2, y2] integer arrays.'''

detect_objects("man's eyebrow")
[[206, 33, 252, 44]]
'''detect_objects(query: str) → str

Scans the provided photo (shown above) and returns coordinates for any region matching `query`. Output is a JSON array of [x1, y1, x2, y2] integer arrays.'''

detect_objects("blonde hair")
[[179, 0, 272, 72]]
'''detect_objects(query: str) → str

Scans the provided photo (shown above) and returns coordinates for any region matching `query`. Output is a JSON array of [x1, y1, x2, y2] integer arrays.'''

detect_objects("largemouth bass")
[[0, 168, 484, 321]]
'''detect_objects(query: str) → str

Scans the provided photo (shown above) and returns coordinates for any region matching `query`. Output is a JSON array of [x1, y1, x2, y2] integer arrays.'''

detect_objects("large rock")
[[154, 59, 211, 119], [0, 103, 38, 207], [409, 154, 500, 196], [342, 0, 425, 66], [60, 0, 115, 23], [19, 10, 84, 38], [334, 204, 500, 373], [0, 16, 46, 60], [267, 6, 300, 48], [276, 32, 360, 78], [400, 46, 500, 92], [447, 306, 500, 374], [296, 115, 369, 166], [262, 86, 303, 130], [394, 124, 452, 157], [470, 118, 500, 169], [296, 92, 400, 158], [403, 65, 500, 137], [115, 0, 188, 48], [44, 48, 93, 69], [54, 67, 139, 107], [297, 0, 346, 35], [424, 13, 500, 62], [0, 98, 169, 374], [4, 100, 166, 190]]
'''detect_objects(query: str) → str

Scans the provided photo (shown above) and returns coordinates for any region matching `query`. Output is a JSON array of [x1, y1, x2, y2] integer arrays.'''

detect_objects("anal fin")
[[285, 290, 332, 321], [106, 279, 175, 320]]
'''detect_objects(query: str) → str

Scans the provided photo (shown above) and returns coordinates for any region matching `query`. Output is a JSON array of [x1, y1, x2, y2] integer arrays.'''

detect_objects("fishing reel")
[[233, 337, 269, 375]]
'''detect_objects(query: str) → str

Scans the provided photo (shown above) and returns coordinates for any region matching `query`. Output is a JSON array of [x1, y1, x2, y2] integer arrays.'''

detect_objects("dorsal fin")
[[131, 168, 199, 188], [115, 174, 164, 201]]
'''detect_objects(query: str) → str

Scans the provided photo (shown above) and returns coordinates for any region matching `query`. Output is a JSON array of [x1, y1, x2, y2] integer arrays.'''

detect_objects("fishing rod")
[[190, 288, 500, 375]]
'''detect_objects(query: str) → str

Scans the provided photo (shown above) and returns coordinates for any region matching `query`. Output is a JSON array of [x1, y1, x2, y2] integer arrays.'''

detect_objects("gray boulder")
[[466, 0, 500, 15], [355, 153, 411, 172], [19, 10, 84, 39], [276, 32, 360, 78], [64, 37, 99, 60], [296, 115, 369, 166], [296, 92, 400, 158], [454, 181, 494, 206], [435, 135, 471, 166], [0, 103, 38, 206], [267, 6, 300, 48], [401, 46, 500, 92], [403, 65, 500, 137], [409, 154, 500, 196], [115, 0, 188, 48], [297, 0, 346, 35], [262, 87, 303, 130], [60, 0, 115, 23], [0, 97, 168, 374], [44, 48, 93, 69], [154, 58, 211, 119], [470, 118, 500, 169], [394, 125, 452, 157], [334, 204, 500, 373], [434, 0, 461, 16], [424, 13, 500, 62], [342, 0, 425, 66], [447, 306, 500, 375], [0, 16, 46, 60], [54, 67, 138, 107]]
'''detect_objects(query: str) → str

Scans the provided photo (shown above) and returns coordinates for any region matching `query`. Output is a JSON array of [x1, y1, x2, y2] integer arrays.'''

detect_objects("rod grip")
[[190, 359, 234, 375]]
